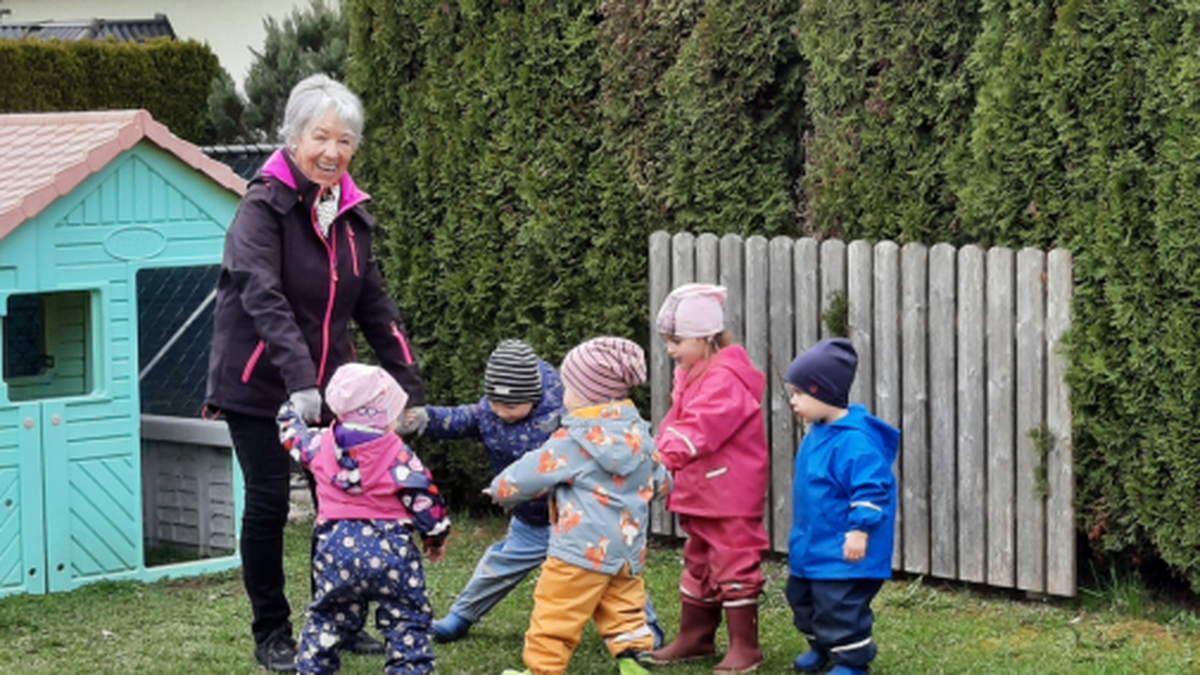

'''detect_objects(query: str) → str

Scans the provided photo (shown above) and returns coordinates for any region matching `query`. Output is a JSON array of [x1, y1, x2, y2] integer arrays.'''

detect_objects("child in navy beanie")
[[784, 338, 900, 675]]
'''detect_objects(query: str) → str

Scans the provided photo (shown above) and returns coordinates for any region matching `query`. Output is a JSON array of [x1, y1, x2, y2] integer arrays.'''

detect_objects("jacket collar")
[[260, 148, 372, 217]]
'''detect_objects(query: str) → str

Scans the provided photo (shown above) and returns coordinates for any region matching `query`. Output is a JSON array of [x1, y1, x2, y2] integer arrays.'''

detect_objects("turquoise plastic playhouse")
[[0, 110, 247, 596]]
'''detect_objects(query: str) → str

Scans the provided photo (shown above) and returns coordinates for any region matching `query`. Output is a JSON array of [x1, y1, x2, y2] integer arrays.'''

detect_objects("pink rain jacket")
[[656, 345, 768, 519]]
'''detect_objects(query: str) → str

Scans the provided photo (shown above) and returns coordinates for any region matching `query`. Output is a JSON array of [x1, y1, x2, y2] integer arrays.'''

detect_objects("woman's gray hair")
[[279, 74, 365, 149]]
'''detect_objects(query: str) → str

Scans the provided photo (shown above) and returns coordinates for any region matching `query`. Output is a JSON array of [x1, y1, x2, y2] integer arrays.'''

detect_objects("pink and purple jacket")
[[655, 344, 768, 520], [277, 401, 450, 547], [206, 149, 424, 420]]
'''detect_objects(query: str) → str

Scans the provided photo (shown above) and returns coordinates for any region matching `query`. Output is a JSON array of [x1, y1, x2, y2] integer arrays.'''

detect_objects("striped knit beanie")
[[484, 339, 543, 404], [560, 336, 646, 403]]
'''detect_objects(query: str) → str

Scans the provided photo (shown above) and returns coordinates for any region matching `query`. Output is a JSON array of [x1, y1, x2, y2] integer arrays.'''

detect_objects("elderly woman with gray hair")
[[205, 74, 429, 672]]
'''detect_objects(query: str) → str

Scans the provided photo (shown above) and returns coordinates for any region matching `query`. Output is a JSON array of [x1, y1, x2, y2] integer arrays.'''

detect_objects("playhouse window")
[[136, 265, 220, 416], [3, 291, 93, 400]]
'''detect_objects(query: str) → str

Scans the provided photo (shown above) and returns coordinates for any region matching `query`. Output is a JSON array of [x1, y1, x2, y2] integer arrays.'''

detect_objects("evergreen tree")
[[206, 0, 348, 143]]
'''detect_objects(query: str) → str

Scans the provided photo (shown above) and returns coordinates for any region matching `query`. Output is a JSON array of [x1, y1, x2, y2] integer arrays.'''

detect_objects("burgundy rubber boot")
[[650, 600, 722, 664], [712, 604, 763, 673]]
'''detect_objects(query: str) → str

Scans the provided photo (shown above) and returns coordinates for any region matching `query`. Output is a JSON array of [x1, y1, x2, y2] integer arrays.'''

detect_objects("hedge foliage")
[[0, 38, 222, 143], [345, 0, 1200, 589], [345, 0, 803, 509]]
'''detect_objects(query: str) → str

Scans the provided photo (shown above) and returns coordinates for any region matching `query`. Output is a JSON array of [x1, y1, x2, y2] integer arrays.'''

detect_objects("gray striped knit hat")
[[560, 336, 646, 403], [484, 339, 543, 404]]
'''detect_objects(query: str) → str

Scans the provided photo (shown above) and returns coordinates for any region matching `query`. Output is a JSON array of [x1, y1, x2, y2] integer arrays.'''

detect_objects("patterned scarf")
[[315, 184, 341, 237]]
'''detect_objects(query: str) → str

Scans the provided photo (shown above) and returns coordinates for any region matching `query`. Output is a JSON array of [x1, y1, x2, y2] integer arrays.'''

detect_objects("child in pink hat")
[[276, 362, 450, 674], [651, 283, 769, 673]]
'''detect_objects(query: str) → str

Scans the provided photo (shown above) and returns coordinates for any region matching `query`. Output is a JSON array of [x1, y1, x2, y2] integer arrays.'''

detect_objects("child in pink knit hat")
[[276, 362, 450, 674], [491, 337, 671, 675], [651, 283, 769, 673]]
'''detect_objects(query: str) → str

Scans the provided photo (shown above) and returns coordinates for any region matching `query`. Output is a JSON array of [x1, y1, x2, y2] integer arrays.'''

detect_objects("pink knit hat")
[[560, 337, 647, 403], [655, 283, 727, 338], [324, 363, 409, 429]]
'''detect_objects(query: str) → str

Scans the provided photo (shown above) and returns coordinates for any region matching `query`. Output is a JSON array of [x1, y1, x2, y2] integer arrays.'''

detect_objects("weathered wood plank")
[[744, 237, 771, 549], [928, 243, 957, 579], [672, 232, 696, 289], [745, 236, 771, 376], [769, 237, 796, 554], [649, 231, 674, 536], [664, 231, 697, 537], [986, 247, 1015, 588], [901, 243, 930, 575], [1016, 248, 1046, 593], [820, 239, 847, 340], [957, 245, 986, 584], [848, 240, 874, 411], [795, 238, 821, 455], [872, 241, 902, 570], [1045, 249, 1075, 597], [697, 232, 720, 285], [721, 235, 746, 345], [795, 239, 821, 355]]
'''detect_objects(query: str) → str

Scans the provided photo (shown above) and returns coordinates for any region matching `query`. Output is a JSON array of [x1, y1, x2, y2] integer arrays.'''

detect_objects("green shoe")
[[618, 654, 651, 675]]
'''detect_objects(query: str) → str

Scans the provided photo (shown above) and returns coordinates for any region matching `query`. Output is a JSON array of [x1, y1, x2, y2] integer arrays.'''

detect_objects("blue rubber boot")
[[432, 612, 472, 643], [793, 650, 829, 672], [828, 666, 867, 675]]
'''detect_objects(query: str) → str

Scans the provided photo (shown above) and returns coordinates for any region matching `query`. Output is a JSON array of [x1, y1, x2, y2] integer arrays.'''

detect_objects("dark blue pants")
[[226, 411, 293, 645], [299, 519, 435, 674], [785, 576, 883, 670]]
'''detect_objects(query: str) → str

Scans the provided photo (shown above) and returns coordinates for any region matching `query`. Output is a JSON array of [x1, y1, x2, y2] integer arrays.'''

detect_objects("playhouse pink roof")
[[0, 110, 247, 241]]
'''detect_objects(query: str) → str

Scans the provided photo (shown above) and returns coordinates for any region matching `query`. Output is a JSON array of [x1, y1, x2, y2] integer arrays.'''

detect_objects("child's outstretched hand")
[[843, 530, 868, 562]]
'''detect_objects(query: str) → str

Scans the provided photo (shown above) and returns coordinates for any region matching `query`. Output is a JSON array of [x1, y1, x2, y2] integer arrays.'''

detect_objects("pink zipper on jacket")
[[241, 340, 265, 383], [260, 149, 373, 384], [346, 224, 360, 277], [390, 322, 414, 364]]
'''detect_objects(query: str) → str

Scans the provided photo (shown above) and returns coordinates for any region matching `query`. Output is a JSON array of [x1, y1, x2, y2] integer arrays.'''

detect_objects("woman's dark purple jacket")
[[205, 149, 425, 420]]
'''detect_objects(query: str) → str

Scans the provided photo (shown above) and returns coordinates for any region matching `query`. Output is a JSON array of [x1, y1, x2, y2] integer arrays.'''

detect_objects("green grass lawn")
[[2, 514, 1198, 674]]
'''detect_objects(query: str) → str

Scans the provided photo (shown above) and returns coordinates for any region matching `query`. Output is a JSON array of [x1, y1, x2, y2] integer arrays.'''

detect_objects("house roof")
[[0, 14, 176, 42], [0, 109, 246, 242]]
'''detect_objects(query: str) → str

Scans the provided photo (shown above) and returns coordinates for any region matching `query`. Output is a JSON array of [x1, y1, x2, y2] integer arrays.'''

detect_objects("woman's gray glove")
[[398, 406, 429, 438], [289, 387, 322, 423]]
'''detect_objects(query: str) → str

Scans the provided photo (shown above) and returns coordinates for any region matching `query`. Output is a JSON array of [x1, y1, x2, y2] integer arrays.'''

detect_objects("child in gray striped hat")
[[420, 339, 562, 642]]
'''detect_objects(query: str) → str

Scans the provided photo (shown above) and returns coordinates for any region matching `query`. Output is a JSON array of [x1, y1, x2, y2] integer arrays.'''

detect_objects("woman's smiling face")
[[292, 109, 355, 188]]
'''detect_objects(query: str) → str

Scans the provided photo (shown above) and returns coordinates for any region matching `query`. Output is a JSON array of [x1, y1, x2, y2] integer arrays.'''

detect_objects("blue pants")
[[785, 576, 883, 670], [298, 520, 435, 675], [447, 517, 659, 627]]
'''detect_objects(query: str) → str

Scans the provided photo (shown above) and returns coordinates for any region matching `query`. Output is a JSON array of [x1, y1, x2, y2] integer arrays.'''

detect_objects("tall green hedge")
[[345, 0, 804, 507], [804, 0, 1200, 588], [799, 0, 983, 242], [0, 38, 222, 143], [951, 1, 1200, 586], [345, 0, 1200, 589]]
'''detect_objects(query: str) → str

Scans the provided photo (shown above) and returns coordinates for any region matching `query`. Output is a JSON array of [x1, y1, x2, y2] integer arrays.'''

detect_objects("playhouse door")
[[2, 400, 139, 596], [38, 397, 140, 593], [0, 403, 46, 597]]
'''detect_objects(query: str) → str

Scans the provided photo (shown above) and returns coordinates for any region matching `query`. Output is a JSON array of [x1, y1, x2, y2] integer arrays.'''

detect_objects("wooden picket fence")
[[648, 231, 1076, 597]]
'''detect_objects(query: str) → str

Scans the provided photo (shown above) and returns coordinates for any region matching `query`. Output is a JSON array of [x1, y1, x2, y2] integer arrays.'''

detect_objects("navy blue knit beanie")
[[785, 338, 858, 408]]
